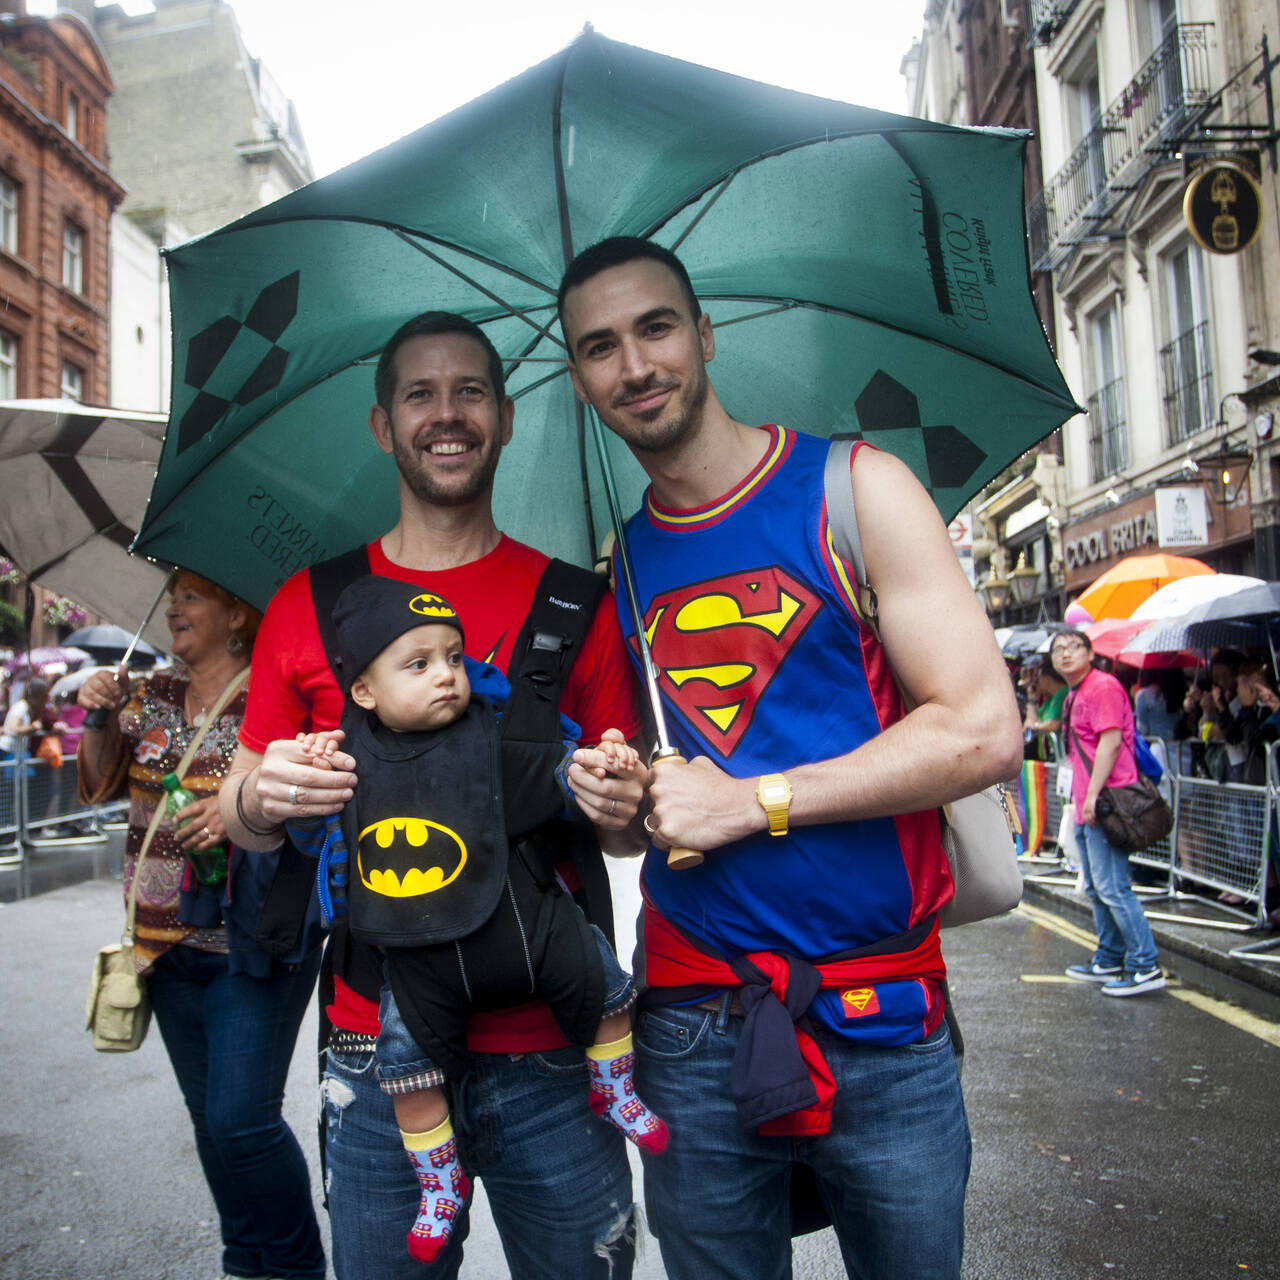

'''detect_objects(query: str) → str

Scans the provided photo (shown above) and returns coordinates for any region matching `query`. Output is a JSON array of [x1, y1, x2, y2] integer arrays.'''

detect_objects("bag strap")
[[123, 667, 249, 948], [501, 558, 607, 746], [822, 438, 879, 636], [309, 544, 375, 688]]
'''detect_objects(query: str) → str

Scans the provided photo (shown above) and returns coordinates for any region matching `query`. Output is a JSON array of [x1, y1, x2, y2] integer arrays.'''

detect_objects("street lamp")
[[978, 563, 1012, 614], [1194, 434, 1253, 504], [1008, 550, 1040, 605]]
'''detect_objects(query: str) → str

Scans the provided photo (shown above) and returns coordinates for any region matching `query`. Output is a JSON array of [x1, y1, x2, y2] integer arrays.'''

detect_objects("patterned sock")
[[587, 1033, 669, 1154], [401, 1117, 470, 1263]]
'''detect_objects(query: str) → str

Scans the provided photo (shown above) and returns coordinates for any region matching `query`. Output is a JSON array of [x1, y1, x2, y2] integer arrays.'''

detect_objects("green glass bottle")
[[161, 771, 227, 886]]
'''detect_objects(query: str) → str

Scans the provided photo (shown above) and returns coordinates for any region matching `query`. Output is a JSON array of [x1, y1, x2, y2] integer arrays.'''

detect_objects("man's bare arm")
[[646, 448, 1023, 852]]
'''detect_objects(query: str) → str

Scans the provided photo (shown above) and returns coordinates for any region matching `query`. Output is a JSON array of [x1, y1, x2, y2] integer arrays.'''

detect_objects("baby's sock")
[[587, 1032, 669, 1154], [402, 1117, 470, 1263]]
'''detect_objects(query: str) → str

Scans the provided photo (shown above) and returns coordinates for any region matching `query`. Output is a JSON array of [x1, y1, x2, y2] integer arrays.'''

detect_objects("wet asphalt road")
[[1, 852, 1277, 1279]]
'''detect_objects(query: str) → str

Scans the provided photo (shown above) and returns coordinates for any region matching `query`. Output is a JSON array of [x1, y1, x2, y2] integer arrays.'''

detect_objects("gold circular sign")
[[1183, 161, 1264, 255]]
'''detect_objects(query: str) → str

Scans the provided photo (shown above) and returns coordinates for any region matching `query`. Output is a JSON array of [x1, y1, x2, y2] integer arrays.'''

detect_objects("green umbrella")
[[134, 29, 1079, 611]]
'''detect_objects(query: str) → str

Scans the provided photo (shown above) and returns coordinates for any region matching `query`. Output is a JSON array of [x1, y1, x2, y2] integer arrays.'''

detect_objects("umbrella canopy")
[[1075, 553, 1215, 622], [999, 622, 1069, 659], [0, 400, 173, 649], [132, 30, 1078, 611], [62, 624, 163, 664], [3, 645, 91, 675], [1179, 581, 1280, 625], [1085, 617, 1153, 660], [1120, 617, 1264, 659], [1128, 573, 1264, 622]]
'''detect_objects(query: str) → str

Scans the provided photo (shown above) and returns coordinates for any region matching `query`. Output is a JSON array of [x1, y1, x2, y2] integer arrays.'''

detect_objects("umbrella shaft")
[[585, 410, 674, 752]]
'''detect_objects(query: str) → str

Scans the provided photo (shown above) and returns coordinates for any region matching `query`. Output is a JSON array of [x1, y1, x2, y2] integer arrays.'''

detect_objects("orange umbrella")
[[1076, 553, 1214, 621]]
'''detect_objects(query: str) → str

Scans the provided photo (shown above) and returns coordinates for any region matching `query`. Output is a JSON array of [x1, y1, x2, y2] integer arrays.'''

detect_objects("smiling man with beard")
[[220, 311, 647, 1280]]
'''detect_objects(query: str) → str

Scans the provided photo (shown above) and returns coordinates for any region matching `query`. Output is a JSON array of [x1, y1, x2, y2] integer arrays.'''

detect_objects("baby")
[[293, 575, 666, 1264]]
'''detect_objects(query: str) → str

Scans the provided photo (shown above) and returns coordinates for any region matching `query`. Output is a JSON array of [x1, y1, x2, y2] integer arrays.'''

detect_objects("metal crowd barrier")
[[0, 743, 114, 895], [1017, 735, 1277, 948]]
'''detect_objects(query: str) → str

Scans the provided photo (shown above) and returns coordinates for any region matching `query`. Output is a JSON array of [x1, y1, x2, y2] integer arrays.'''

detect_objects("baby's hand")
[[295, 729, 343, 770], [595, 726, 641, 777]]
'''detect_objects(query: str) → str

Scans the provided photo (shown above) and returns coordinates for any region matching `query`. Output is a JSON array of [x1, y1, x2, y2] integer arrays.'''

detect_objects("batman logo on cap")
[[409, 594, 460, 621], [356, 817, 468, 898]]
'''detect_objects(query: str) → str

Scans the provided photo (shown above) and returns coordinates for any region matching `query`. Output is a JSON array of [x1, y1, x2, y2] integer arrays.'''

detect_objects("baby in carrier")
[[292, 575, 666, 1263]]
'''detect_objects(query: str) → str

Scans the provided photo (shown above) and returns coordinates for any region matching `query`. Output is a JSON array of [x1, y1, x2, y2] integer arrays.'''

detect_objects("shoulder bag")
[[823, 440, 1023, 928], [1067, 723, 1172, 854], [85, 668, 248, 1052]]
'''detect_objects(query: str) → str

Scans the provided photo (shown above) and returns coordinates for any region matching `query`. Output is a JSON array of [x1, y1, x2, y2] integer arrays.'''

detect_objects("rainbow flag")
[[1018, 760, 1048, 857]]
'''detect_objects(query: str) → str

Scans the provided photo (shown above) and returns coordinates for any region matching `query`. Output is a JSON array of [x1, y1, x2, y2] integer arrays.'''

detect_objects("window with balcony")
[[1086, 301, 1128, 481], [0, 333, 16, 399], [61, 360, 83, 402], [62, 221, 83, 293], [0, 175, 16, 255], [1159, 244, 1213, 445]]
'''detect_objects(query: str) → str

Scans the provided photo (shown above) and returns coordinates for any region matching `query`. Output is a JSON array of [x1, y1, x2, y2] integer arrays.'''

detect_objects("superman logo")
[[840, 987, 881, 1019], [636, 567, 820, 756]]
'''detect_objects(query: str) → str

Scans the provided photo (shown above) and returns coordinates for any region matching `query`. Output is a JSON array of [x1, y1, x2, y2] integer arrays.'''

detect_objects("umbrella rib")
[[668, 174, 736, 255]]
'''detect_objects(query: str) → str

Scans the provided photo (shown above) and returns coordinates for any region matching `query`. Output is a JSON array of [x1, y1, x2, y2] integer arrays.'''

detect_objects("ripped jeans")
[[323, 1041, 636, 1279]]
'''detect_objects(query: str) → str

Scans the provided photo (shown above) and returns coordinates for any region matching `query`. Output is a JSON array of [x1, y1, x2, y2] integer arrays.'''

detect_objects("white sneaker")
[[1101, 968, 1166, 997]]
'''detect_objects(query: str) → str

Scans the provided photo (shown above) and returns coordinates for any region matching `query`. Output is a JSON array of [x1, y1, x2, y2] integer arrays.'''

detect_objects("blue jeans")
[[323, 1041, 636, 1279], [634, 1000, 970, 1280], [148, 943, 325, 1280], [1076, 822, 1160, 973], [376, 923, 635, 1085]]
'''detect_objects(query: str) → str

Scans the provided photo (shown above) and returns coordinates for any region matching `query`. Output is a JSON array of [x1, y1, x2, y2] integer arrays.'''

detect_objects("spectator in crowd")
[[1134, 669, 1183, 744], [1023, 659, 1067, 761]]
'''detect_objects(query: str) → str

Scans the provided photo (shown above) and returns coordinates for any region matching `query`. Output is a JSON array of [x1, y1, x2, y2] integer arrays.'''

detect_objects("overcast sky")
[[36, 1, 928, 177]]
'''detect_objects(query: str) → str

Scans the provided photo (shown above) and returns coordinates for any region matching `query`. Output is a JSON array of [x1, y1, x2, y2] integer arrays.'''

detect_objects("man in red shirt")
[[221, 312, 645, 1280]]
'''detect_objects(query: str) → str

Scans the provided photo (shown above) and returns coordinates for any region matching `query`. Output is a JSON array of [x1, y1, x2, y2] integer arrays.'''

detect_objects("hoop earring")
[[226, 632, 245, 656]]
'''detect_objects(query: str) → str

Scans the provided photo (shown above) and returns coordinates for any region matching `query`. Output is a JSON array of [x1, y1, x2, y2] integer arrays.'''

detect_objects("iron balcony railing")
[[1087, 375, 1128, 482], [1160, 320, 1215, 446], [1028, 24, 1215, 271], [1025, 0, 1081, 48]]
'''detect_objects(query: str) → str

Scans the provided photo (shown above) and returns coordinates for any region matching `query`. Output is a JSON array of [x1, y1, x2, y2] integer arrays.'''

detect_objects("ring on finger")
[[608, 798, 617, 816], [289, 783, 300, 807], [202, 827, 212, 839], [644, 814, 657, 834]]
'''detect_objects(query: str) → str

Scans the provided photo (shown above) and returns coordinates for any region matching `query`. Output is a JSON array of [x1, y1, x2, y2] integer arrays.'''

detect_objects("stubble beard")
[[392, 432, 501, 508], [607, 364, 710, 457]]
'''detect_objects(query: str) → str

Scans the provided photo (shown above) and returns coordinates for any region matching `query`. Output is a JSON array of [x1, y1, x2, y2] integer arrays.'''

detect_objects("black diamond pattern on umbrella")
[[177, 271, 300, 455], [854, 370, 986, 494]]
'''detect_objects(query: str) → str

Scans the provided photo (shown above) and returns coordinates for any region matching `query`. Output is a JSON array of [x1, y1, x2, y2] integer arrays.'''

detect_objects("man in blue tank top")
[[558, 238, 1023, 1280]]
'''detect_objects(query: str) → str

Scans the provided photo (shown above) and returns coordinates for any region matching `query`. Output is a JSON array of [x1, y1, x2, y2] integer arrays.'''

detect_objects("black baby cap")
[[332, 575, 465, 690]]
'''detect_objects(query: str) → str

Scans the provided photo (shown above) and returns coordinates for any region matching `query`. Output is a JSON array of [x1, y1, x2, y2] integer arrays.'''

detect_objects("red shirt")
[[242, 535, 641, 1047]]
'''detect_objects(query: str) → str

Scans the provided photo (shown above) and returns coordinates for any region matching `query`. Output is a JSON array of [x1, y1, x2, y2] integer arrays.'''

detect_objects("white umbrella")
[[0, 399, 173, 649], [1128, 573, 1265, 622]]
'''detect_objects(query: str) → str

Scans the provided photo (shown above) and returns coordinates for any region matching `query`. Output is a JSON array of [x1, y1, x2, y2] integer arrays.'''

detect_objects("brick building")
[[0, 2, 124, 404]]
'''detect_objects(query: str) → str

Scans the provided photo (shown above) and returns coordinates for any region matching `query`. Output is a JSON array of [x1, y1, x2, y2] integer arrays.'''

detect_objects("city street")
[[1, 854, 1277, 1278]]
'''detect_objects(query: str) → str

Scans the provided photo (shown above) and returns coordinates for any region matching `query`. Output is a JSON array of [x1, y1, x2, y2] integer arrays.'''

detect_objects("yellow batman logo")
[[409, 594, 460, 622], [356, 817, 468, 897]]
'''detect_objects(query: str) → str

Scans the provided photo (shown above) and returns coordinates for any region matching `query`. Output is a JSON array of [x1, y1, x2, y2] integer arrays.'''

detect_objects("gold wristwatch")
[[756, 773, 792, 837]]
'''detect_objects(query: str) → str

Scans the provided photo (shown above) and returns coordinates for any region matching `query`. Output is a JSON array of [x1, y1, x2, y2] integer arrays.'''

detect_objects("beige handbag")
[[86, 669, 249, 1052]]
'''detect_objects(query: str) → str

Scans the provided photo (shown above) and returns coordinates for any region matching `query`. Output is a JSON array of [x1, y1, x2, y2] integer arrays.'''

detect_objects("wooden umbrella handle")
[[651, 752, 704, 870]]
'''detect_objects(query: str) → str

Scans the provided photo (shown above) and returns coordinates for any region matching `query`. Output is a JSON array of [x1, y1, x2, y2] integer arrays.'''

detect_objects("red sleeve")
[[239, 569, 344, 753], [562, 591, 643, 745]]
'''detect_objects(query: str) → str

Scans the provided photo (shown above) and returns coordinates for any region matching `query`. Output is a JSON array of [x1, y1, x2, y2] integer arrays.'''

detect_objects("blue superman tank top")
[[620, 426, 952, 999]]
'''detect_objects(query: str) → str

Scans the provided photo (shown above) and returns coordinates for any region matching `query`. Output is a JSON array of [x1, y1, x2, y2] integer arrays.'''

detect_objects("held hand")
[[1082, 793, 1098, 826], [173, 795, 228, 851], [257, 731, 356, 823], [569, 728, 646, 829], [646, 755, 759, 853], [78, 661, 129, 714]]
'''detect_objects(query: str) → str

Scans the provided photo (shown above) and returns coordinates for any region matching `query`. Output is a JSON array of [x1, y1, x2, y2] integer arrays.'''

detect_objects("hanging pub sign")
[[1183, 156, 1264, 255]]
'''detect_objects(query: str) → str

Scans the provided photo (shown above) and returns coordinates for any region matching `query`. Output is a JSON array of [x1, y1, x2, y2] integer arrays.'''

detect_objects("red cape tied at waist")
[[642, 905, 946, 1136]]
